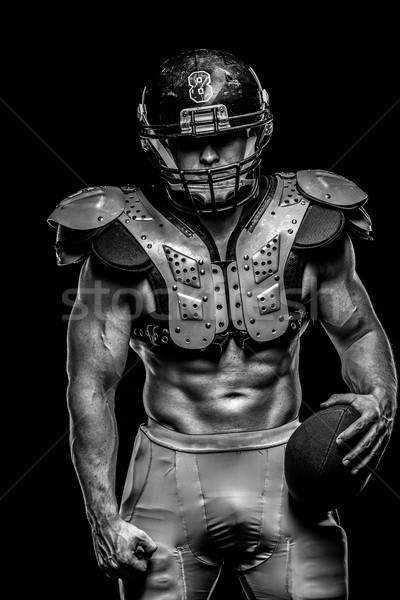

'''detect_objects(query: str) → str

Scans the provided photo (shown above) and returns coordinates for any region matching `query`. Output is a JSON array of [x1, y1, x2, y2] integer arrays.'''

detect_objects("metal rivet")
[[247, 291, 252, 297], [243, 254, 249, 260], [161, 336, 168, 343], [244, 265, 250, 271], [292, 219, 297, 224], [172, 285, 177, 291], [279, 315, 284, 322], [301, 201, 306, 205], [219, 322, 224, 327], [175, 327, 180, 333], [250, 318, 255, 324], [205, 323, 211, 329], [200, 269, 205, 275], [203, 296, 208, 302], [147, 243, 152, 248], [98, 216, 104, 221], [125, 219, 130, 224], [141, 235, 146, 240], [325, 194, 331, 199], [288, 229, 293, 234], [198, 259, 204, 265], [274, 275, 280, 281]]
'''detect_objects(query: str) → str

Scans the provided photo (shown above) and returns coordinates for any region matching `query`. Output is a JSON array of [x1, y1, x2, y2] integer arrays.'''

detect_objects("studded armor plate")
[[235, 174, 309, 341], [121, 189, 219, 349], [120, 174, 309, 348]]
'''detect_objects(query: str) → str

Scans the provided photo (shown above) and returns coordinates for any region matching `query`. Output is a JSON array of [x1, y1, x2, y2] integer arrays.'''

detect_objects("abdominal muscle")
[[130, 334, 303, 434]]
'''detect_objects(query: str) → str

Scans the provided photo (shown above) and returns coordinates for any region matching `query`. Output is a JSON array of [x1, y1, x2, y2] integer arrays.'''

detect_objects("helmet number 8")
[[188, 71, 213, 103]]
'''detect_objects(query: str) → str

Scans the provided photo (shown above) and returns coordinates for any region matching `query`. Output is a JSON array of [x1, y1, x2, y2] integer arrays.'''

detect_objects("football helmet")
[[137, 49, 273, 213]]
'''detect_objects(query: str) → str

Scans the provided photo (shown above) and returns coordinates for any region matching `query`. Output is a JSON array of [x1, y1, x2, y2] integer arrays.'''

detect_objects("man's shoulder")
[[48, 184, 135, 232], [47, 184, 154, 273], [271, 170, 372, 248], [294, 169, 367, 209]]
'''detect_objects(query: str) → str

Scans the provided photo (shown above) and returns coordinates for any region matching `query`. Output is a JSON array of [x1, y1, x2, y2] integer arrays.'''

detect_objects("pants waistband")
[[140, 417, 300, 453]]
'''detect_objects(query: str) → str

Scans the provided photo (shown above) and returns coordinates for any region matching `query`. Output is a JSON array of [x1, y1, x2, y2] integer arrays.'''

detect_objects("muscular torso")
[[131, 332, 303, 434], [127, 208, 316, 434]]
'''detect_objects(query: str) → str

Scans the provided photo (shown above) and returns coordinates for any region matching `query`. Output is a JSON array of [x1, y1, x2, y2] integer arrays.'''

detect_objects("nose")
[[199, 144, 220, 166]]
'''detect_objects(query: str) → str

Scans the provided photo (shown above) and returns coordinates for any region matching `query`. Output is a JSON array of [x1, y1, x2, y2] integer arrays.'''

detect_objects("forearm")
[[340, 327, 398, 415], [67, 380, 120, 524]]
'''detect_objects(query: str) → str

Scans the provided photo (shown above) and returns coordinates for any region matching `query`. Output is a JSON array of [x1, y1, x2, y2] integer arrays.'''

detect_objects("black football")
[[284, 405, 371, 510]]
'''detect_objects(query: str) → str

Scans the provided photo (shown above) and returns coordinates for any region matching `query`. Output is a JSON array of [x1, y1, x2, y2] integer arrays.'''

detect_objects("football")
[[284, 404, 372, 510]]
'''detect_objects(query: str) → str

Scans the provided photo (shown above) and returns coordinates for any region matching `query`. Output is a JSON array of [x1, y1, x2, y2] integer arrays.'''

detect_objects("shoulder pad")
[[47, 185, 127, 230], [293, 202, 345, 250], [53, 222, 106, 265], [92, 220, 153, 273], [296, 169, 368, 209], [344, 206, 373, 240]]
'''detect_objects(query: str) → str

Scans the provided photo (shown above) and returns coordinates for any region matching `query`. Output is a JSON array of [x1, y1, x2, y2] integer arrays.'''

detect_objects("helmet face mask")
[[138, 49, 273, 214]]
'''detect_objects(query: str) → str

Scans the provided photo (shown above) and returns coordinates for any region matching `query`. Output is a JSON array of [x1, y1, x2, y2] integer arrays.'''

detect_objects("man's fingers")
[[101, 552, 149, 579], [320, 393, 355, 408], [130, 551, 150, 572], [134, 531, 158, 556], [336, 418, 368, 447], [348, 435, 387, 474]]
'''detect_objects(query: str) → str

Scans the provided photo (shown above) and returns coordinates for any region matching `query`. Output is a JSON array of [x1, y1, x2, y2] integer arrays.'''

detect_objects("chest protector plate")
[[120, 175, 310, 349]]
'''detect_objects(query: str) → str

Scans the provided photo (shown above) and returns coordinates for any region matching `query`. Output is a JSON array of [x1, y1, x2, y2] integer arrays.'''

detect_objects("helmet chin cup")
[[165, 166, 261, 214], [138, 49, 273, 214]]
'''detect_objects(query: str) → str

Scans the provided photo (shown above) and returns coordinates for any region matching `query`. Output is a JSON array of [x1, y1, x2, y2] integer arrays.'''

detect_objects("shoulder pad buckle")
[[297, 169, 368, 209], [47, 186, 127, 230]]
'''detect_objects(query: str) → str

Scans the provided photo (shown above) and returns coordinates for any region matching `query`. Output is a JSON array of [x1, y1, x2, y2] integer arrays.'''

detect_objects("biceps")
[[317, 273, 378, 347], [318, 277, 359, 328], [67, 297, 131, 387]]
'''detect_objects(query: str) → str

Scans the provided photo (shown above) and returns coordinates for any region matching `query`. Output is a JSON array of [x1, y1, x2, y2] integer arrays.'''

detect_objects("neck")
[[198, 205, 244, 260]]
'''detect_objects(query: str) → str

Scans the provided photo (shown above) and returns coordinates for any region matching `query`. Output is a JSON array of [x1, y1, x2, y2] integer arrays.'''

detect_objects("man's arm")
[[314, 235, 397, 474], [66, 255, 156, 579]]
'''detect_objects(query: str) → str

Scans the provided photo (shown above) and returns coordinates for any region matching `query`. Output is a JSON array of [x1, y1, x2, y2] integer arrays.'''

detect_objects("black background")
[[1, 9, 399, 600]]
